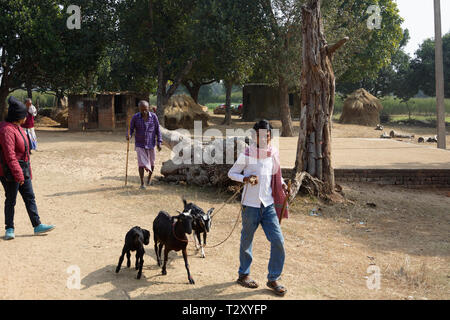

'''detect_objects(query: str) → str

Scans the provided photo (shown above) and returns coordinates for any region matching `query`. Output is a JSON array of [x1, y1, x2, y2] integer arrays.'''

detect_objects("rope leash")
[[210, 184, 244, 219], [191, 183, 247, 249]]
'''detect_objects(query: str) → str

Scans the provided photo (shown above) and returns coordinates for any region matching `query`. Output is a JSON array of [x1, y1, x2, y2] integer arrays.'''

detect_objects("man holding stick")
[[228, 120, 289, 296], [127, 101, 162, 189]]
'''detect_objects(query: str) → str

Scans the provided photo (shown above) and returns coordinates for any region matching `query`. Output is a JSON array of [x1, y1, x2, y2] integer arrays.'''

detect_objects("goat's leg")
[[135, 251, 139, 270], [154, 239, 160, 266], [195, 232, 201, 250], [182, 248, 195, 284], [136, 248, 144, 279], [158, 243, 164, 267], [198, 232, 205, 258], [200, 232, 206, 258], [161, 247, 169, 275], [126, 251, 131, 268], [116, 247, 127, 273]]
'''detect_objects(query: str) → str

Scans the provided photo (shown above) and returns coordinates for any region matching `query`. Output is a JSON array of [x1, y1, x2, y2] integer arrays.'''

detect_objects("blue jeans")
[[239, 203, 285, 281], [0, 177, 41, 230]]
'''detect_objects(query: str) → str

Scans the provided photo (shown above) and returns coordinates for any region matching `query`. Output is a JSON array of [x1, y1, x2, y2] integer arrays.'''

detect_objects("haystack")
[[339, 89, 383, 126], [51, 107, 68, 127], [164, 95, 209, 130]]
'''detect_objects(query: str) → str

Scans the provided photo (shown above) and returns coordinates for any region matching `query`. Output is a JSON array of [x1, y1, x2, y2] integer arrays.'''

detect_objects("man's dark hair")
[[253, 119, 273, 136]]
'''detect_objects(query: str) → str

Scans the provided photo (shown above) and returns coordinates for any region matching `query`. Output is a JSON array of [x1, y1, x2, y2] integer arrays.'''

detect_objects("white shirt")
[[29, 105, 37, 117], [228, 153, 275, 208]]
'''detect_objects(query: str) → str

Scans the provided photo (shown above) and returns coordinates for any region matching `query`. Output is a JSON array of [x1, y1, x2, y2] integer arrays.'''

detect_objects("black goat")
[[182, 199, 214, 258], [153, 210, 195, 284], [116, 226, 150, 279]]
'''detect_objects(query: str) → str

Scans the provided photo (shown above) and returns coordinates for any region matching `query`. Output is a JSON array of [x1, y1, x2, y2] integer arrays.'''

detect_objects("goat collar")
[[172, 222, 188, 243]]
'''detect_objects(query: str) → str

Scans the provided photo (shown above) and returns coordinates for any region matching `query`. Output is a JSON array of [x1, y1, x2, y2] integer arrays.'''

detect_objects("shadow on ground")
[[81, 264, 271, 300]]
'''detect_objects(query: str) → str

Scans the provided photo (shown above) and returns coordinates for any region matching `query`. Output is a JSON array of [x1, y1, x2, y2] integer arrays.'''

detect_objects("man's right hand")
[[243, 175, 258, 185], [126, 135, 130, 141]]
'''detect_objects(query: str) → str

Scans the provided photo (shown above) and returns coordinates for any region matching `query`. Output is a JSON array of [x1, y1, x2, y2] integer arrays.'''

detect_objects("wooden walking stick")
[[279, 180, 291, 224], [125, 123, 130, 186]]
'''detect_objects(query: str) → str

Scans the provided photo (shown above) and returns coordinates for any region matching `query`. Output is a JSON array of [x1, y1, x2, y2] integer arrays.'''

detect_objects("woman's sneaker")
[[34, 224, 55, 235], [4, 228, 15, 240]]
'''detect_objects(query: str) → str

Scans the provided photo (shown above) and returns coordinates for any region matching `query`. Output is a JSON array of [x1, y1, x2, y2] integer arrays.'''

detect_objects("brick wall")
[[68, 95, 84, 130], [281, 168, 450, 188], [97, 95, 115, 130]]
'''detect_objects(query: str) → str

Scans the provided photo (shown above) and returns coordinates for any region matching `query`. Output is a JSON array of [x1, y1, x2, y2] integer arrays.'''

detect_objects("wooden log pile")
[[159, 127, 247, 189]]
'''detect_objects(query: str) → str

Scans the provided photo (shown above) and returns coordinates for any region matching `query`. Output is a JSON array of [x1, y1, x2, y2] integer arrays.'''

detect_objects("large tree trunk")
[[26, 82, 33, 100], [182, 80, 202, 103], [156, 58, 196, 127], [0, 85, 8, 121], [291, 0, 348, 201], [55, 90, 65, 109], [156, 63, 168, 127], [222, 80, 232, 125], [279, 75, 294, 137]]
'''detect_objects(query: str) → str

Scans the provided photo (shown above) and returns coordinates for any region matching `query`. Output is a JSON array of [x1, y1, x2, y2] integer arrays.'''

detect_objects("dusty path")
[[0, 127, 448, 300]]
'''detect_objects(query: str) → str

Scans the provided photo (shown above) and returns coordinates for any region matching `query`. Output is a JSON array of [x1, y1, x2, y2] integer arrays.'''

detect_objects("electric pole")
[[434, 0, 446, 149]]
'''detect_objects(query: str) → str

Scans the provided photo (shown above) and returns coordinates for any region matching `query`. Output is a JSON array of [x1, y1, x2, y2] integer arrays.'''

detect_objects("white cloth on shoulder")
[[29, 105, 37, 117]]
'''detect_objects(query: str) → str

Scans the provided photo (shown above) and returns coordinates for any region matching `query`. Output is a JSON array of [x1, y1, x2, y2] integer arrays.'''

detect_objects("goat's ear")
[[207, 208, 214, 216], [182, 198, 188, 208]]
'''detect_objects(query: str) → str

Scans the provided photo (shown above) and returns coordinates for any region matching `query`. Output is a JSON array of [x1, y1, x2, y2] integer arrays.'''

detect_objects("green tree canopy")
[[410, 32, 450, 98]]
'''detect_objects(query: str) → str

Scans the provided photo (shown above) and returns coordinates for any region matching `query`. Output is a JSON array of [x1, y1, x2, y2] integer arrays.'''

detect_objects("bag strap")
[[16, 126, 29, 163]]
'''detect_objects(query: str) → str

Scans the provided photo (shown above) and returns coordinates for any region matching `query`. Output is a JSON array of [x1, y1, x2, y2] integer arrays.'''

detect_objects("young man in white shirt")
[[228, 120, 288, 296]]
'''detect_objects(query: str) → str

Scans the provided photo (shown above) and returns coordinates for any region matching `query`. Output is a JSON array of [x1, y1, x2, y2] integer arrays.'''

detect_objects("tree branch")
[[261, 0, 281, 38], [166, 57, 197, 97], [327, 37, 349, 56]]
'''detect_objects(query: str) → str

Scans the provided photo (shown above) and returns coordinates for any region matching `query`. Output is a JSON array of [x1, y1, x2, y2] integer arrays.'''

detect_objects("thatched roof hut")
[[164, 95, 209, 130], [339, 89, 383, 126]]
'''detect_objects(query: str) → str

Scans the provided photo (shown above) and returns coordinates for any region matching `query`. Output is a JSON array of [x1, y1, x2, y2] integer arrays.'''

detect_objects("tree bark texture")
[[279, 75, 294, 137], [292, 0, 348, 200], [223, 80, 233, 125]]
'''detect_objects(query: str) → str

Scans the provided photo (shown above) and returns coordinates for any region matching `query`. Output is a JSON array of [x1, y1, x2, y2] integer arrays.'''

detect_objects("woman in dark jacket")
[[0, 96, 55, 240]]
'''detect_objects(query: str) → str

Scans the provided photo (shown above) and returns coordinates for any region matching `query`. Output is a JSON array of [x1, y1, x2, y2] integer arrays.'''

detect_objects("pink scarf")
[[244, 144, 289, 220]]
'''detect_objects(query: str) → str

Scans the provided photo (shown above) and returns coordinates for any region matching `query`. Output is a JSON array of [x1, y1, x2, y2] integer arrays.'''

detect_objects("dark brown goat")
[[152, 210, 195, 284]]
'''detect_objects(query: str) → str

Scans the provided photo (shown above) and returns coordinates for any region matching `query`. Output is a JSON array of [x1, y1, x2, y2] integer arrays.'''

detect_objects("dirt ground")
[[0, 116, 449, 300]]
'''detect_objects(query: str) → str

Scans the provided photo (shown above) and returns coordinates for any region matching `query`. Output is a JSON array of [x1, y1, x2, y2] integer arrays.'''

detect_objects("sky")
[[395, 0, 450, 57]]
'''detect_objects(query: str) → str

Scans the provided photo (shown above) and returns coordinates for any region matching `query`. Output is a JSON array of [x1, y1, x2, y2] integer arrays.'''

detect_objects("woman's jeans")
[[0, 177, 41, 230], [239, 203, 285, 281]]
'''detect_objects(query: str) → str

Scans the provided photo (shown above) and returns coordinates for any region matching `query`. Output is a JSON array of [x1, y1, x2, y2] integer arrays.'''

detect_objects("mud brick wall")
[[97, 95, 115, 130], [68, 95, 84, 130], [281, 168, 450, 188]]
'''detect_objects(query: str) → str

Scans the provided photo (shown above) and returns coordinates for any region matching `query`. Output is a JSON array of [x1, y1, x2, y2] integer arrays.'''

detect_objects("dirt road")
[[0, 125, 448, 300]]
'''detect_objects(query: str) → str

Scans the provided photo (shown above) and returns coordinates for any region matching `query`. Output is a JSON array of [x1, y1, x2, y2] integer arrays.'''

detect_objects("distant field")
[[334, 96, 450, 117]]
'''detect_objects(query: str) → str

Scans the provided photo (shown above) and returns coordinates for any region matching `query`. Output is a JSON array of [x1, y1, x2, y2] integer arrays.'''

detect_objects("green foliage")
[[9, 90, 56, 108], [334, 0, 403, 83], [337, 28, 414, 98], [0, 0, 117, 101], [410, 33, 450, 98], [250, 0, 404, 93]]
